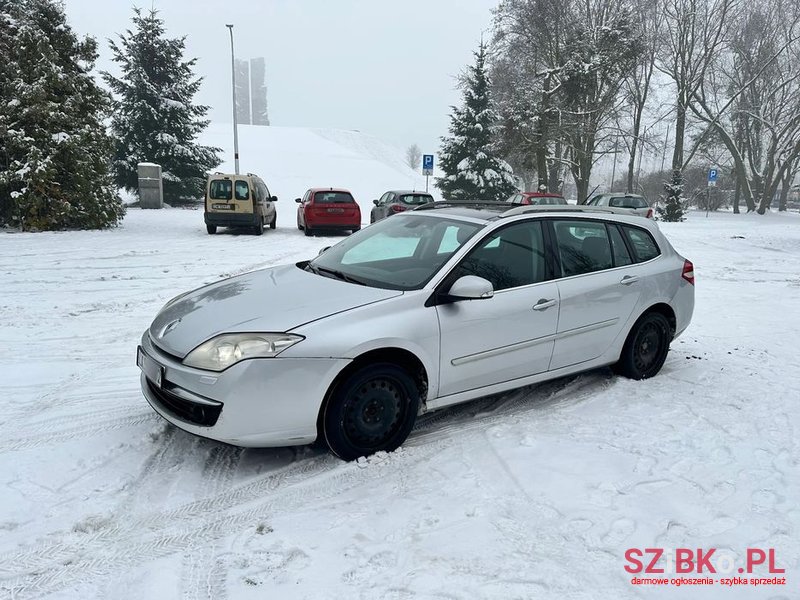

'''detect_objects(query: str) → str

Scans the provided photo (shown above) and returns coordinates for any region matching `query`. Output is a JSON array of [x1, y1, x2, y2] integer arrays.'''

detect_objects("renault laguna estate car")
[[138, 203, 694, 460]]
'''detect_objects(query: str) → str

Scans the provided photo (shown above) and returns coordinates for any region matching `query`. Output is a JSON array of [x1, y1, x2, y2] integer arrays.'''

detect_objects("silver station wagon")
[[138, 203, 695, 460]]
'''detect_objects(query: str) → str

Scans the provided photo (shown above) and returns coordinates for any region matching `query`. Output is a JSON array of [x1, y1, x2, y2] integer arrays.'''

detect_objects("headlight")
[[183, 333, 304, 371]]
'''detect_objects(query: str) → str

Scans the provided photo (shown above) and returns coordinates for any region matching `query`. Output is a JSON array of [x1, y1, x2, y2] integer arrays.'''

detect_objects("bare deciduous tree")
[[405, 144, 422, 171]]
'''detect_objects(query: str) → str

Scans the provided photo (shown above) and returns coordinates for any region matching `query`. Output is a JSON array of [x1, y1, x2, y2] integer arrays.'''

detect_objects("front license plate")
[[137, 346, 163, 387], [327, 208, 344, 213], [212, 203, 233, 210]]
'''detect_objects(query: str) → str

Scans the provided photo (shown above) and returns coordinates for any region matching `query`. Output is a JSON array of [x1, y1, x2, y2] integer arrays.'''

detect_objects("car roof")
[[309, 187, 352, 193], [520, 192, 564, 198], [385, 190, 434, 195]]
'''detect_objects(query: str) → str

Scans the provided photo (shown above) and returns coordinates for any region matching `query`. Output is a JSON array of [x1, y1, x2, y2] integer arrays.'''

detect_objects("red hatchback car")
[[296, 188, 362, 236], [506, 192, 568, 206]]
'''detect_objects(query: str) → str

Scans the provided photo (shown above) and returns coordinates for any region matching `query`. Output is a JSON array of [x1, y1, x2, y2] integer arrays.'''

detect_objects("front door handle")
[[621, 275, 639, 286], [533, 298, 557, 311]]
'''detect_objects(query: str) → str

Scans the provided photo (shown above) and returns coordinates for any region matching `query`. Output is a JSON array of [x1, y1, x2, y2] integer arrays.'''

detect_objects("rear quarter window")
[[622, 225, 660, 261]]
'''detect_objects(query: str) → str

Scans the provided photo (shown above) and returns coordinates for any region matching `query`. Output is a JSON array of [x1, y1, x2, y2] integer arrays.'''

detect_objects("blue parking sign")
[[422, 154, 434, 175], [708, 168, 718, 187]]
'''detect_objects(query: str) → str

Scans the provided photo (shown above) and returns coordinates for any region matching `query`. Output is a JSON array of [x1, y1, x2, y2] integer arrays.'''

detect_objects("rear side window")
[[234, 181, 250, 200], [399, 194, 433, 205], [314, 192, 354, 204], [209, 180, 232, 200], [622, 226, 660, 262], [608, 225, 633, 266], [553, 220, 613, 277]]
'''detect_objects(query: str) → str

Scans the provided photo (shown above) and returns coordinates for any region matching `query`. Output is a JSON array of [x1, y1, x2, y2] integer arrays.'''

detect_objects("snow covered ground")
[[0, 208, 798, 599]]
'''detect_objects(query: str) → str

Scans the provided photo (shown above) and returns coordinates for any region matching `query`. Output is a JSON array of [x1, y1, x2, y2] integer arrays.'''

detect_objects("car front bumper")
[[138, 331, 350, 447]]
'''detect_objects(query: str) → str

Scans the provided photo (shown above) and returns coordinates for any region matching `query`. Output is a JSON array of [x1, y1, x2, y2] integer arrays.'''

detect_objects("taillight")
[[682, 259, 695, 285], [646, 208, 654, 218], [390, 204, 407, 213]]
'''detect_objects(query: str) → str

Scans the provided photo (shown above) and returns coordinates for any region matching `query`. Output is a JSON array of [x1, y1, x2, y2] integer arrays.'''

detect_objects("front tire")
[[323, 363, 419, 461], [269, 215, 277, 229], [206, 224, 216, 235], [614, 312, 672, 379]]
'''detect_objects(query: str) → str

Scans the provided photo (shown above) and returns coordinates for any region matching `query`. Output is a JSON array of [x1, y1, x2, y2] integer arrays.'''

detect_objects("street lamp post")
[[225, 24, 240, 175]]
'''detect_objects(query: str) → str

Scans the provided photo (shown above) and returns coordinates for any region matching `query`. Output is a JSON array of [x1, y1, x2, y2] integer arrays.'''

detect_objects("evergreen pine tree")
[[658, 169, 687, 222], [436, 43, 517, 202], [0, 0, 124, 230], [104, 9, 220, 204]]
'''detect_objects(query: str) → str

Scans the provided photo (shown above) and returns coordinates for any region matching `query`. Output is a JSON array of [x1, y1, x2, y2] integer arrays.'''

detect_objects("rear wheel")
[[352, 226, 361, 233], [304, 226, 313, 237], [206, 224, 216, 235], [323, 363, 419, 461], [614, 312, 671, 379], [254, 217, 264, 236]]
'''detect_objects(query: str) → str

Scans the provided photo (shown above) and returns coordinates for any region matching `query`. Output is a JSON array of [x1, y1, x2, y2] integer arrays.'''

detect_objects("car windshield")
[[314, 192, 354, 204], [308, 214, 483, 290], [399, 194, 433, 205], [610, 196, 647, 209]]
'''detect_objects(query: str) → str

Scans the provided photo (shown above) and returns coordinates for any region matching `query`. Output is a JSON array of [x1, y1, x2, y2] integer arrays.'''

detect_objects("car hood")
[[149, 264, 402, 357]]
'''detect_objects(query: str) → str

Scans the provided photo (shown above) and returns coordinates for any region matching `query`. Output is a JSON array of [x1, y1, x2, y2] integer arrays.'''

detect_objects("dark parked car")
[[370, 190, 434, 223], [296, 188, 362, 236], [506, 192, 568, 206]]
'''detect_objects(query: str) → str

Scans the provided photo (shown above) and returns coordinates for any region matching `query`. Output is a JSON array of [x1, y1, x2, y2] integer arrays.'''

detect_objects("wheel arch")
[[316, 347, 429, 442]]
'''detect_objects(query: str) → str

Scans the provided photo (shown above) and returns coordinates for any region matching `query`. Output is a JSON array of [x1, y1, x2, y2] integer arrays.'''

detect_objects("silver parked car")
[[586, 193, 654, 219], [138, 203, 694, 460]]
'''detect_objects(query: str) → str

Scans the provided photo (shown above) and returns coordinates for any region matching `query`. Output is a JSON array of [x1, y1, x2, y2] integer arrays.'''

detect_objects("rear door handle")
[[533, 299, 557, 311], [620, 275, 639, 286]]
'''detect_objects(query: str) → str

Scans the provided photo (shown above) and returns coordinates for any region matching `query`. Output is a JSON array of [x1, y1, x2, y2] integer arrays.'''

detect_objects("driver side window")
[[452, 222, 546, 291]]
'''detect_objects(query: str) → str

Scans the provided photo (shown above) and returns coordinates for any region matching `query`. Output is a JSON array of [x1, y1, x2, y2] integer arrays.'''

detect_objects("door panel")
[[548, 219, 641, 370], [436, 283, 559, 397]]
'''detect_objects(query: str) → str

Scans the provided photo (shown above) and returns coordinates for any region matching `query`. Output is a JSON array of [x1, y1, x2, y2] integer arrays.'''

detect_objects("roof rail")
[[500, 205, 642, 218], [413, 201, 508, 211]]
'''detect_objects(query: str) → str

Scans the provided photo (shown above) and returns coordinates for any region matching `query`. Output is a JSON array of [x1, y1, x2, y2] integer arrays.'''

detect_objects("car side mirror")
[[318, 246, 331, 255], [372, 199, 379, 205], [295, 198, 302, 203], [445, 276, 494, 301], [271, 196, 278, 202]]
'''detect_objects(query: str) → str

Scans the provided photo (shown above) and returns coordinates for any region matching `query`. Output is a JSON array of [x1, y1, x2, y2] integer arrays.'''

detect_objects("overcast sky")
[[63, 0, 499, 161]]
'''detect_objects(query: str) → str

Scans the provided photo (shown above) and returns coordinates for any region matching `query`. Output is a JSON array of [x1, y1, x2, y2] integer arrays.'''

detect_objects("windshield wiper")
[[309, 263, 368, 286]]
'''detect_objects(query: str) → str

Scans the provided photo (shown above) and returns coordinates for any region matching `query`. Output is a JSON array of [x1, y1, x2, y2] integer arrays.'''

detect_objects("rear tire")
[[323, 363, 419, 461], [351, 226, 361, 233], [206, 224, 216, 235], [254, 218, 264, 236], [613, 312, 671, 379], [304, 226, 313, 237]]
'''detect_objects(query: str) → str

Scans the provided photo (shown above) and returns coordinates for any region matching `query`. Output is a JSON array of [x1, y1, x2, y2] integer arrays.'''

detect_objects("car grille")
[[147, 380, 222, 427]]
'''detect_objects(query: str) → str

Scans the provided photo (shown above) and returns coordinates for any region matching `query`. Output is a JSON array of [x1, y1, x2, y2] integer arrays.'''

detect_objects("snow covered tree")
[[0, 0, 124, 230], [658, 170, 687, 221], [104, 9, 220, 204], [437, 43, 517, 202]]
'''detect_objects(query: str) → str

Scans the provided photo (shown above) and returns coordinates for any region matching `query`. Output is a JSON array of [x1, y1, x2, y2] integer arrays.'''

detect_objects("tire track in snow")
[[0, 440, 448, 599]]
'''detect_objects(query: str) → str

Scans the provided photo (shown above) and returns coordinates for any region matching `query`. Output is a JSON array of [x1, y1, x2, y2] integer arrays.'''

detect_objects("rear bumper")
[[204, 212, 258, 227]]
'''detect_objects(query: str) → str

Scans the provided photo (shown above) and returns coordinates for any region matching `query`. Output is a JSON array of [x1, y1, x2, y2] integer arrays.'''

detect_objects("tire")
[[370, 214, 375, 224], [323, 363, 419, 461], [206, 224, 216, 235], [254, 217, 264, 236], [269, 215, 277, 229], [613, 311, 672, 380], [304, 226, 313, 237], [297, 219, 304, 230], [351, 226, 361, 233]]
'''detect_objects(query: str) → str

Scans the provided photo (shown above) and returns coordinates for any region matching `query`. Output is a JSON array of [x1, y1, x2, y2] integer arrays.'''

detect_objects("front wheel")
[[613, 312, 672, 379], [269, 214, 277, 229], [206, 224, 216, 235], [323, 363, 419, 461]]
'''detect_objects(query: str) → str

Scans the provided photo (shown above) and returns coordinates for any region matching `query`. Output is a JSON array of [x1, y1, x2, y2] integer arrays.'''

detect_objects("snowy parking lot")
[[0, 208, 798, 599]]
